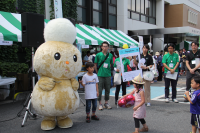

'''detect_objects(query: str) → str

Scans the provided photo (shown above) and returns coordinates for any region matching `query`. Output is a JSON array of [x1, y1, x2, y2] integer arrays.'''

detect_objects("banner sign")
[[119, 47, 142, 82], [138, 36, 144, 54], [82, 45, 89, 49], [0, 41, 13, 45], [54, 0, 63, 18]]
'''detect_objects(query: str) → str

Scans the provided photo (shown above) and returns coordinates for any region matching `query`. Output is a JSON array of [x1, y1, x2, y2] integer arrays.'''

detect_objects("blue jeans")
[[86, 99, 97, 114]]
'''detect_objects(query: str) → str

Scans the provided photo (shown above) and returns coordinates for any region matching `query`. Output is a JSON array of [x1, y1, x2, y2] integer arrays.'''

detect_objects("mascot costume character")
[[31, 18, 82, 130]]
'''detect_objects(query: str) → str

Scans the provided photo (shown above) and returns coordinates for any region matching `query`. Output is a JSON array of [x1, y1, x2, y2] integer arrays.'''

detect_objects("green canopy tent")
[[75, 24, 139, 48], [0, 11, 139, 48], [175, 41, 192, 51], [0, 11, 50, 43]]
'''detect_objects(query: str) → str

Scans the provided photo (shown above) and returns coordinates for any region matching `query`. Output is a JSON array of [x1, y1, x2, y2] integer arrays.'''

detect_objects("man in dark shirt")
[[182, 48, 187, 75], [160, 50, 164, 57], [157, 52, 163, 81], [185, 42, 200, 102]]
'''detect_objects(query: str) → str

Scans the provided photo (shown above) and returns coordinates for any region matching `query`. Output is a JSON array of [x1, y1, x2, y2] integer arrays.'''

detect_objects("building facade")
[[45, 0, 200, 52], [119, 0, 200, 52], [77, 0, 117, 29]]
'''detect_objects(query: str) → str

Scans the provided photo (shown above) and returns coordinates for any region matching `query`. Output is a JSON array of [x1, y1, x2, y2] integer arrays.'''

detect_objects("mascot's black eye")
[[54, 53, 61, 60], [73, 55, 77, 62]]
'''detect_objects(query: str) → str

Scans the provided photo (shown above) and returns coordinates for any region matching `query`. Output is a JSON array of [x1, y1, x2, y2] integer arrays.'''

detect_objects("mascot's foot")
[[41, 116, 56, 130], [57, 116, 73, 128]]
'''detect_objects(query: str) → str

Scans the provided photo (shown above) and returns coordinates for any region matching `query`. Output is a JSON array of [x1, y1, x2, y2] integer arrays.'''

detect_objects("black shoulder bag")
[[97, 53, 109, 70]]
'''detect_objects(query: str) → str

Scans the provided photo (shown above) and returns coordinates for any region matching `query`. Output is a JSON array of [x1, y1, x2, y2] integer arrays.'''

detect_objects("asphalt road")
[[0, 75, 192, 133]]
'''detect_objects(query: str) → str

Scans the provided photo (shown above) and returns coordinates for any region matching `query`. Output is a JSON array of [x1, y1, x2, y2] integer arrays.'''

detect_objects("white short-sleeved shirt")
[[82, 73, 99, 99]]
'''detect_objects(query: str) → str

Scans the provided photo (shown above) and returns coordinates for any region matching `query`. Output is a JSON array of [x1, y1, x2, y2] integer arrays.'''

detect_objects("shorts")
[[191, 114, 200, 129]]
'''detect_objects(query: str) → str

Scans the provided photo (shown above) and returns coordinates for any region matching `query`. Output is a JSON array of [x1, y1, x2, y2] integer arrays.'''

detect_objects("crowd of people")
[[79, 41, 200, 133]]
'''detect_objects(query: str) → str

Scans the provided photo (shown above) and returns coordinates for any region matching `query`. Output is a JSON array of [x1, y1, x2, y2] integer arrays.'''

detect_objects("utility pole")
[[45, 0, 51, 19]]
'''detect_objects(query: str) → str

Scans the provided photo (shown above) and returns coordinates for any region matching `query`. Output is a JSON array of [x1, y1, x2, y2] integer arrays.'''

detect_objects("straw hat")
[[155, 52, 160, 56], [132, 73, 145, 84]]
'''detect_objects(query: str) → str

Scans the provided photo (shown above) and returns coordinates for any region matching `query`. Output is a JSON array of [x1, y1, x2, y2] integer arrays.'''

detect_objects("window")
[[127, 0, 156, 25], [93, 0, 103, 26], [93, 11, 102, 25], [108, 0, 117, 29], [77, 0, 85, 6], [109, 5, 116, 14], [131, 12, 140, 20], [145, 0, 149, 15], [136, 0, 140, 12], [141, 0, 144, 14], [141, 15, 148, 22], [149, 17, 155, 24], [153, 0, 156, 17], [128, 0, 131, 10], [188, 9, 198, 25], [77, 7, 86, 23], [93, 1, 102, 10], [77, 0, 117, 29], [132, 0, 135, 11], [111, 0, 116, 5], [77, 0, 87, 23], [109, 15, 117, 28], [128, 10, 131, 19]]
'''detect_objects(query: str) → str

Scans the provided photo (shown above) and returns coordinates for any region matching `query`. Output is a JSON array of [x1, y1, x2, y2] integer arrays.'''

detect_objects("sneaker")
[[172, 99, 179, 103], [165, 98, 169, 103], [91, 115, 99, 121], [103, 103, 112, 109], [98, 104, 103, 110], [86, 116, 90, 123], [147, 103, 151, 106]]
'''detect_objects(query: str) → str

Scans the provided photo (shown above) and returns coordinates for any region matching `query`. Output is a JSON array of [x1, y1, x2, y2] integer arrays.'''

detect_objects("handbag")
[[149, 65, 158, 77], [143, 71, 154, 81], [114, 73, 121, 85]]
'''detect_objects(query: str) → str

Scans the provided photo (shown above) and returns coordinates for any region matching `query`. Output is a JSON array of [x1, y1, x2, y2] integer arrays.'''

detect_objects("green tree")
[[50, 0, 78, 20]]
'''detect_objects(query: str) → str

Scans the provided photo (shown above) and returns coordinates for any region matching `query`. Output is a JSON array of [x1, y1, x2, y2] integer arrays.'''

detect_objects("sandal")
[[139, 126, 148, 132]]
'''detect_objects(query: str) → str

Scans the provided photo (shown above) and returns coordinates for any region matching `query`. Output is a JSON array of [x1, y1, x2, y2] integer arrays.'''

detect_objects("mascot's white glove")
[[38, 76, 56, 91], [71, 78, 79, 91]]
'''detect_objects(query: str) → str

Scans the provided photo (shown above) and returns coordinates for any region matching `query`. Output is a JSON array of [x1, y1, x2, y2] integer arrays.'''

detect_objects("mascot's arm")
[[38, 76, 56, 91], [71, 78, 79, 91]]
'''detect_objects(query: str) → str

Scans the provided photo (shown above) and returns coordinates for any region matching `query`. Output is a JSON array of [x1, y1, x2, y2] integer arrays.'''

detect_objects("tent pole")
[[150, 35, 151, 43]]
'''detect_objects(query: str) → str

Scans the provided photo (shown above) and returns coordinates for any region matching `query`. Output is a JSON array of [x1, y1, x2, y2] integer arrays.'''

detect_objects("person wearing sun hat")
[[114, 44, 130, 105], [125, 73, 148, 133]]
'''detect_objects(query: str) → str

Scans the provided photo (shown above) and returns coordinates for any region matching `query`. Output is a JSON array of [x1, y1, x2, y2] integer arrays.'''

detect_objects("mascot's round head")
[[34, 18, 82, 80]]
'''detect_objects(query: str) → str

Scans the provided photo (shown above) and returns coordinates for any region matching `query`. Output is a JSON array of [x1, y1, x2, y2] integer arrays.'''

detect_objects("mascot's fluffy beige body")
[[31, 18, 82, 130]]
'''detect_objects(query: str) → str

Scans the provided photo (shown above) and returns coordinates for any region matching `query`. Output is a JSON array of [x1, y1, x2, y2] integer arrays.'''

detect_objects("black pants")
[[164, 73, 178, 99], [186, 71, 196, 91], [115, 80, 126, 102], [134, 118, 146, 128], [157, 66, 162, 81]]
